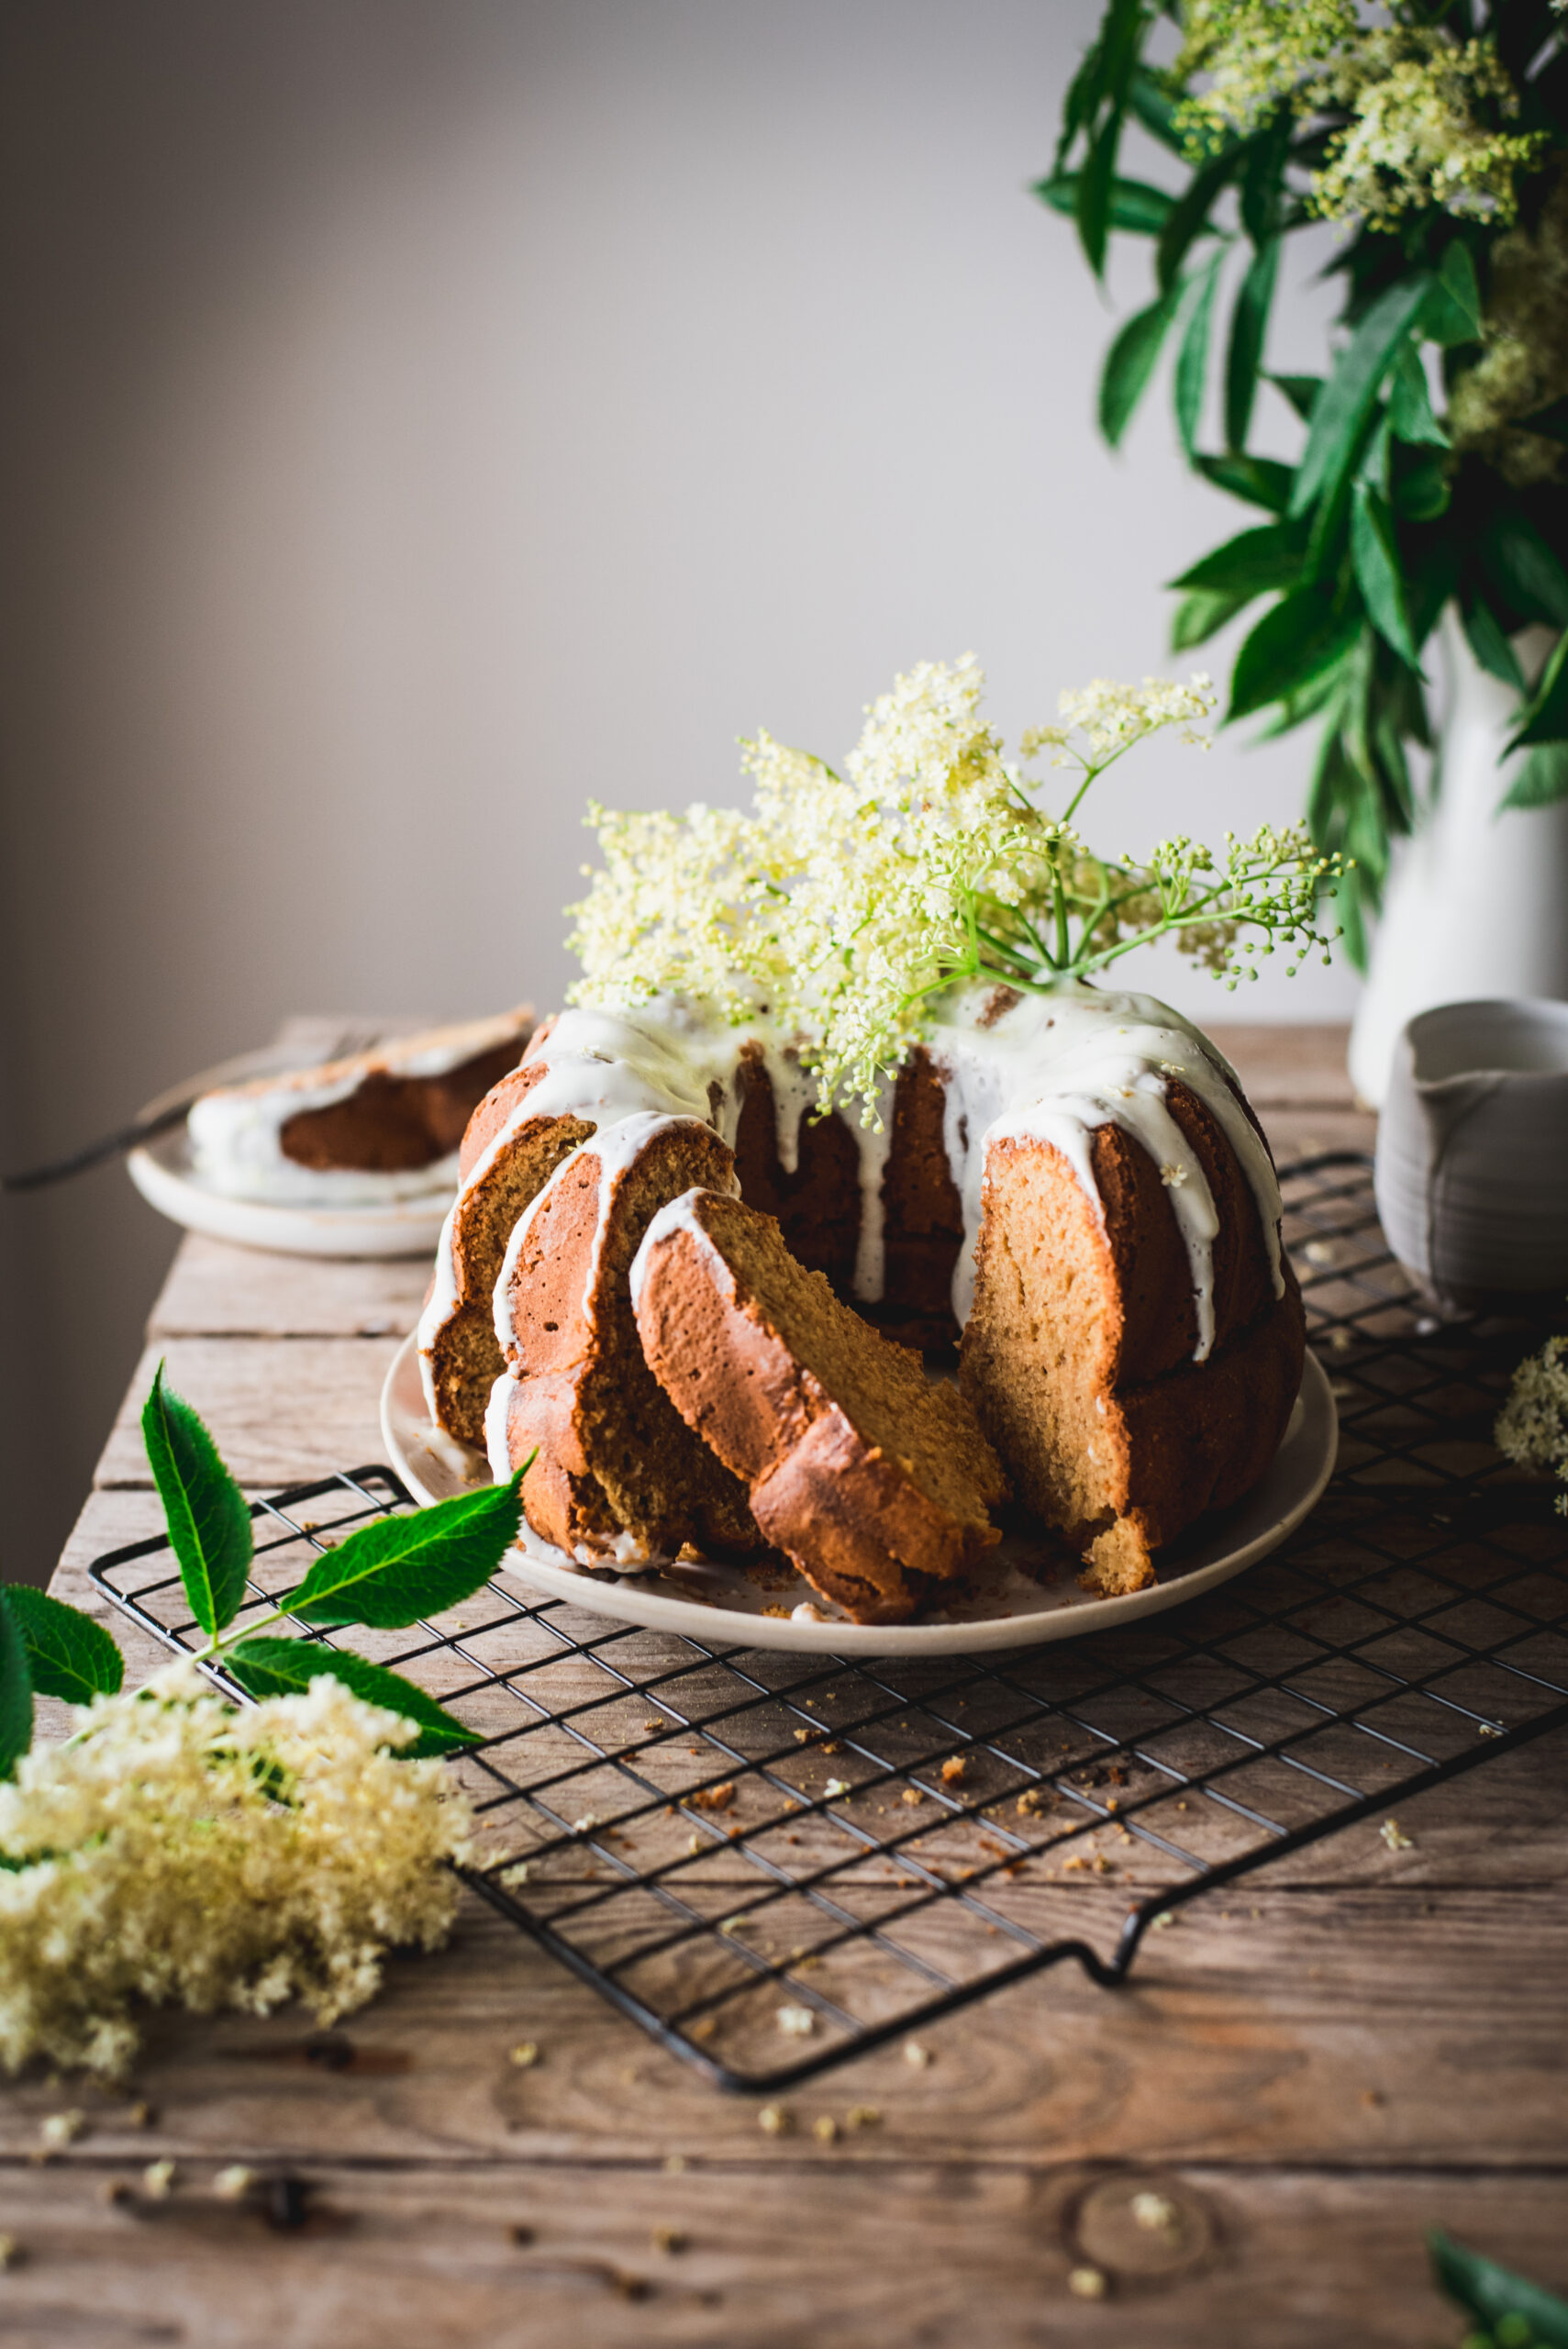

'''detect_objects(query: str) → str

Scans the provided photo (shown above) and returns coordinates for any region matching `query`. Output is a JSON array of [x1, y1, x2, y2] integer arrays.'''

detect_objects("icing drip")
[[758, 1043, 817, 1178], [417, 1197, 462, 1421], [931, 982, 1283, 1360], [483, 1367, 515, 1485], [850, 1076, 895, 1303], [427, 985, 1283, 1424]]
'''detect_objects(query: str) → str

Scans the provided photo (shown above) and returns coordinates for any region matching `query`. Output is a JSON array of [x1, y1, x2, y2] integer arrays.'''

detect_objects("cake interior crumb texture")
[[635, 1187, 1009, 1620]]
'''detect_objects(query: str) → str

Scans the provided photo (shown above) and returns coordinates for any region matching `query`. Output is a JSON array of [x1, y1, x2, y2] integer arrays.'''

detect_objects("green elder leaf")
[[1423, 244, 1484, 347], [1269, 373, 1322, 423], [1229, 589, 1363, 721], [1507, 626, 1568, 750], [1171, 521, 1302, 597], [1127, 64, 1184, 153], [1074, 0, 1145, 277], [225, 1637, 482, 1759], [1429, 2230, 1568, 2346], [1225, 234, 1279, 452], [1157, 139, 1244, 295], [1171, 586, 1254, 649], [1174, 248, 1225, 461], [1500, 739, 1568, 811], [1459, 594, 1527, 692], [0, 1592, 31, 1783], [1194, 452, 1295, 512], [284, 1470, 527, 1631], [1391, 456, 1450, 523], [1482, 509, 1568, 630], [1388, 340, 1447, 447], [1098, 284, 1182, 448], [1350, 483, 1418, 667], [0, 1586, 122, 1706], [1034, 172, 1173, 236], [141, 1363, 253, 1640], [1290, 276, 1433, 521]]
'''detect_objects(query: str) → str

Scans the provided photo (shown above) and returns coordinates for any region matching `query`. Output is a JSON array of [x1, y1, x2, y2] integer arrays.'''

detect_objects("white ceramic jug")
[[1374, 997, 1568, 1309], [1348, 614, 1568, 1109]]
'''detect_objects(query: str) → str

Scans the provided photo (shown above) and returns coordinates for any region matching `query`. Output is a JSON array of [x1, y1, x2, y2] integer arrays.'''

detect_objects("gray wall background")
[[0, 0, 1355, 1582]]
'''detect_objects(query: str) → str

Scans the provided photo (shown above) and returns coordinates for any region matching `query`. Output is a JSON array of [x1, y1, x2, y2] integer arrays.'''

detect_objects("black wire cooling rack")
[[91, 1152, 1568, 2092]]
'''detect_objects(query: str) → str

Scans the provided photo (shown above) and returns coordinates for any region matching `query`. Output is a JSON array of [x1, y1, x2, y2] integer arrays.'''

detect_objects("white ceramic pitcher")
[[1374, 997, 1568, 1310]]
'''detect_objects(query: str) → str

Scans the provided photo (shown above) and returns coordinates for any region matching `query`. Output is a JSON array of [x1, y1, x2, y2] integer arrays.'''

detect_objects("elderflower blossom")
[[1049, 674, 1217, 761], [0, 1663, 471, 2078], [1175, 4, 1547, 226], [1496, 1330, 1568, 1516], [1175, 0, 1361, 139], [566, 655, 1341, 1117], [1309, 31, 1547, 227]]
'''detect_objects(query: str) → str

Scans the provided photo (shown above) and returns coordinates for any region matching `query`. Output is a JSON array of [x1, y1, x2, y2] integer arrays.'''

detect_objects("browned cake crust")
[[959, 1090, 1305, 1597], [424, 1054, 596, 1448], [633, 1189, 1009, 1623], [494, 1120, 760, 1562], [278, 1015, 533, 1173]]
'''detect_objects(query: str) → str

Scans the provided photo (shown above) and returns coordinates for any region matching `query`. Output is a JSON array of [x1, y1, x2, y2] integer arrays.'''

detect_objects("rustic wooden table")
[[10, 1025, 1566, 2349]]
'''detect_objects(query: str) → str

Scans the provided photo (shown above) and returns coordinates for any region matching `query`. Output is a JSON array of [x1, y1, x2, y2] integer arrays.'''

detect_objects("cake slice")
[[487, 1115, 761, 1564], [188, 1008, 533, 1204], [631, 1188, 1009, 1623]]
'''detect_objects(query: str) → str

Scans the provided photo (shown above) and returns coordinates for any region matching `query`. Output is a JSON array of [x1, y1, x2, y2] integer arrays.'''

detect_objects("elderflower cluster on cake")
[[0, 1663, 471, 2077], [567, 655, 1342, 1116]]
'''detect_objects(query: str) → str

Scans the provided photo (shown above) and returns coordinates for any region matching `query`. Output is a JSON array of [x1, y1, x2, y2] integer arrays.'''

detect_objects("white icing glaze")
[[764, 1046, 818, 1177], [187, 1008, 531, 1205], [424, 999, 806, 1384], [483, 1368, 516, 1485], [417, 1196, 462, 1422], [850, 1074, 895, 1302], [427, 982, 1282, 1430], [929, 981, 1282, 1357]]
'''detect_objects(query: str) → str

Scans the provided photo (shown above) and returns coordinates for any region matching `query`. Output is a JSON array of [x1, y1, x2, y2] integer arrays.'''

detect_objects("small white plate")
[[127, 1040, 453, 1259], [380, 1332, 1338, 1656]]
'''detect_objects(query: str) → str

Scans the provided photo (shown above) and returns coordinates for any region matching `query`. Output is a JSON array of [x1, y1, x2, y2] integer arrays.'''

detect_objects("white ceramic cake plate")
[[128, 1041, 454, 1260], [380, 1332, 1338, 1657]]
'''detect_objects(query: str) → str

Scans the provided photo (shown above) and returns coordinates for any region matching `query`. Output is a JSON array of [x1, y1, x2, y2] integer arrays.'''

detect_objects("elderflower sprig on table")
[[0, 1663, 469, 2078], [566, 655, 1346, 1118], [1496, 1326, 1568, 1517], [0, 1365, 534, 2077]]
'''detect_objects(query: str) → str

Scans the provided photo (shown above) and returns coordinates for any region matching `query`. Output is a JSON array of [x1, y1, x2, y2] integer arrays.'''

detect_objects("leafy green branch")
[[1045, 1, 1568, 962], [0, 1364, 531, 1779]]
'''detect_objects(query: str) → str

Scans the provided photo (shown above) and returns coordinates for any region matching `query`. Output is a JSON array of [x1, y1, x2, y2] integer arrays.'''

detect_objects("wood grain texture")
[[95, 1338, 403, 1488], [1, 2157, 1562, 2349], [24, 1024, 1564, 2345], [149, 1236, 428, 1341]]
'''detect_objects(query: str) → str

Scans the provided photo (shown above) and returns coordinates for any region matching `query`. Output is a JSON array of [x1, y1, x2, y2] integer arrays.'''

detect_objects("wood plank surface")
[[96, 1338, 403, 1487], [2, 2157, 1562, 2349], [17, 1025, 1565, 2347]]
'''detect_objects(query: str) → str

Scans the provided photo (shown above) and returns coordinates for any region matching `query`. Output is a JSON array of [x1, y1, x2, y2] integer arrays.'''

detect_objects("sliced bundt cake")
[[487, 1115, 761, 1564], [631, 1187, 1009, 1622]]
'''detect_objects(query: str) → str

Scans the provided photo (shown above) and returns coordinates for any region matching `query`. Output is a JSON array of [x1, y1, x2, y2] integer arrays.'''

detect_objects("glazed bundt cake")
[[418, 981, 1304, 1613]]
